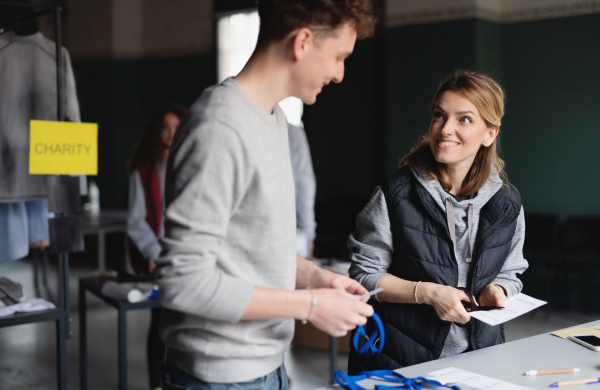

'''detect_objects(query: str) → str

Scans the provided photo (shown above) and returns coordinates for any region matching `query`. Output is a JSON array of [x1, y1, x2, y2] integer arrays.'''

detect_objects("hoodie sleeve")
[[127, 170, 161, 261], [491, 206, 529, 298], [347, 186, 394, 298]]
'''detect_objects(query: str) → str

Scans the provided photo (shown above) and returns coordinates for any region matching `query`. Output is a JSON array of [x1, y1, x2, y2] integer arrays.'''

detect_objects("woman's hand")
[[420, 283, 472, 324], [149, 258, 157, 274], [479, 284, 507, 307]]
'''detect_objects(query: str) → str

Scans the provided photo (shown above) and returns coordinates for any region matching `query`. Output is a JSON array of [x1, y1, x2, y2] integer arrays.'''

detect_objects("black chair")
[[522, 213, 562, 306], [558, 216, 600, 312]]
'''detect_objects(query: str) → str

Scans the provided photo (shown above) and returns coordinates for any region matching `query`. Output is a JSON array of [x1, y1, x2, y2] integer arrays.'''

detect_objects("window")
[[217, 10, 304, 126]]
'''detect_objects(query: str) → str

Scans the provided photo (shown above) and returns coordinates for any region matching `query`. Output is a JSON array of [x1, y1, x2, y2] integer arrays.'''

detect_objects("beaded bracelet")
[[302, 289, 318, 324]]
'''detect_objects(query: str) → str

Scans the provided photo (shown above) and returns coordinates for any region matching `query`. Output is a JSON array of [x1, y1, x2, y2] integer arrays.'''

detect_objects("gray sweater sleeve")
[[491, 206, 529, 298], [156, 116, 255, 323], [63, 48, 81, 122], [348, 186, 394, 296]]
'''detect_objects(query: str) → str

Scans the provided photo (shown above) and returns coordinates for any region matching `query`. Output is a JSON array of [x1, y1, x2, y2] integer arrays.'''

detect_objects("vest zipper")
[[416, 186, 459, 359]]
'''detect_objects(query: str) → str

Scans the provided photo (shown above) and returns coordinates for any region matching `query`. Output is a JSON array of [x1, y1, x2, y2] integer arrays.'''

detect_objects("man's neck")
[[234, 45, 292, 115]]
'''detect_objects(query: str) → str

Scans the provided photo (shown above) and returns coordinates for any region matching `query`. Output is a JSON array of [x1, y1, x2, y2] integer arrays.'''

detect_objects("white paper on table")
[[469, 293, 546, 326], [427, 367, 535, 390]]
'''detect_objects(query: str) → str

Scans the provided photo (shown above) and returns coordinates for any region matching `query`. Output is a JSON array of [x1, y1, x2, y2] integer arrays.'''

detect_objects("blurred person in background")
[[127, 104, 187, 390]]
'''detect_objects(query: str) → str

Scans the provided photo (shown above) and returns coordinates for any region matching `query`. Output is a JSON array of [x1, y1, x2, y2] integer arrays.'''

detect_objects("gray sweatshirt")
[[348, 166, 528, 357], [156, 78, 297, 383]]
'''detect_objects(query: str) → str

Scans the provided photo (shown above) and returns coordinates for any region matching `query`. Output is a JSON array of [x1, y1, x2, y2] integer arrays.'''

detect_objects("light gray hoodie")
[[348, 166, 528, 357]]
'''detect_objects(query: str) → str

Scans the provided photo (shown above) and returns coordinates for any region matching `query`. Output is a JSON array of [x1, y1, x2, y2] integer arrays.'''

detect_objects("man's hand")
[[296, 256, 372, 336], [310, 265, 369, 296], [307, 288, 374, 337]]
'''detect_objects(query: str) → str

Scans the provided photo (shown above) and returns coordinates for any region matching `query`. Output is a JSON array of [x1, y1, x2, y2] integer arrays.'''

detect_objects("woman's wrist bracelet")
[[414, 281, 422, 304], [302, 289, 318, 324]]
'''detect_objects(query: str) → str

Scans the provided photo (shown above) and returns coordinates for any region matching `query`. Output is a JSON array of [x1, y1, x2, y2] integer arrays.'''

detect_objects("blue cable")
[[353, 312, 385, 354], [334, 370, 460, 390], [344, 311, 461, 389]]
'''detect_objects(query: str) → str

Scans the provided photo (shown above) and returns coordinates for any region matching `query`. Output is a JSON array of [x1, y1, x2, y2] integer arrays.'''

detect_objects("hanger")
[[0, 1, 49, 35]]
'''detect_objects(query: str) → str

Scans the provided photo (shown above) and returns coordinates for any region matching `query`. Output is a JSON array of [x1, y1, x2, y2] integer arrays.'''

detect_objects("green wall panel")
[[384, 20, 479, 173], [475, 19, 503, 77], [73, 54, 215, 209], [385, 14, 600, 219], [501, 14, 600, 217], [69, 12, 600, 222], [302, 37, 385, 202]]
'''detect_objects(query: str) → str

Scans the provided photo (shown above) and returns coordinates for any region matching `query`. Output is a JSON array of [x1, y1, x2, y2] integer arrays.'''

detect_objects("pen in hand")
[[360, 287, 384, 300]]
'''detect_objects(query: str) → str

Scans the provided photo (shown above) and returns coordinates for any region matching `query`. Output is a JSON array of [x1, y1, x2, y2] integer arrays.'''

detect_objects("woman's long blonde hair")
[[400, 71, 507, 196]]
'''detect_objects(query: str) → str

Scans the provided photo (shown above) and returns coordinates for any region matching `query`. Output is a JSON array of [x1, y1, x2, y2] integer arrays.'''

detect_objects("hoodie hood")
[[409, 164, 502, 214]]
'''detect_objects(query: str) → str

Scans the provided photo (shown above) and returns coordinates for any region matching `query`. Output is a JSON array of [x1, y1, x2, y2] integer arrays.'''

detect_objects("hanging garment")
[[0, 199, 49, 263], [0, 31, 80, 261], [0, 31, 80, 202]]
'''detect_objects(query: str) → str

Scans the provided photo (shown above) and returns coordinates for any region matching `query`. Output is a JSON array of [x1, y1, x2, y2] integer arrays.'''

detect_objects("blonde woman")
[[348, 71, 528, 373]]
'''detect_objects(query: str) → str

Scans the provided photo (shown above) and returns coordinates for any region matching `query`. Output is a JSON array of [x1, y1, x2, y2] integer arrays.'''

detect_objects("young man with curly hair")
[[157, 1, 376, 388]]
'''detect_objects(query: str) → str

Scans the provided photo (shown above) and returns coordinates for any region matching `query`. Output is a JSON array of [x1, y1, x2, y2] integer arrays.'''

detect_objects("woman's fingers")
[[431, 285, 471, 323]]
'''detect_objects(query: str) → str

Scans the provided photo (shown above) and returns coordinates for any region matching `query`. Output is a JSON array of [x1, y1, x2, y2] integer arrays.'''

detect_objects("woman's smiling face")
[[429, 90, 498, 173]]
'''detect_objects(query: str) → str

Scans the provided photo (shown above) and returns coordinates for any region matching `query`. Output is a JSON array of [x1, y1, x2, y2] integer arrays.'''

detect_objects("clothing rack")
[[0, 2, 70, 389]]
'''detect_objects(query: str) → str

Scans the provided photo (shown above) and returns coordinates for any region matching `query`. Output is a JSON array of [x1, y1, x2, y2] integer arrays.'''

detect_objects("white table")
[[315, 319, 600, 389]]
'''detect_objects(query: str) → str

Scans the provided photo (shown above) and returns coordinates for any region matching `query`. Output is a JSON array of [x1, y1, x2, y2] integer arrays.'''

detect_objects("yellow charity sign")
[[29, 120, 98, 175]]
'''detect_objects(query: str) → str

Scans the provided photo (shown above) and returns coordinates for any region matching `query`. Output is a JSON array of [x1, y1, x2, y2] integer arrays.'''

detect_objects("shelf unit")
[[0, 2, 71, 389]]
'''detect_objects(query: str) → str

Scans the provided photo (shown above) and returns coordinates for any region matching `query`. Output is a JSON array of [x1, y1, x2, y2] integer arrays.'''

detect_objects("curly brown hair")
[[256, 0, 375, 48]]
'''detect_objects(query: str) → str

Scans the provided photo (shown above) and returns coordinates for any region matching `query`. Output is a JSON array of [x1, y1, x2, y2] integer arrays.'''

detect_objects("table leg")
[[57, 315, 67, 390], [118, 308, 127, 390], [79, 283, 88, 390], [330, 336, 337, 384], [62, 254, 72, 339], [98, 231, 106, 271]]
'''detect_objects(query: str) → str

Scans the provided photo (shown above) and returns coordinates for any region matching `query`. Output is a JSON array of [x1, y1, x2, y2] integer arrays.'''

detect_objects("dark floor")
[[0, 254, 597, 390]]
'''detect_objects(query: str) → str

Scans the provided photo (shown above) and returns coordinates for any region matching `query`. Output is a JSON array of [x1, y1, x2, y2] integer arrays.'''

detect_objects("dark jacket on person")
[[349, 166, 522, 373]]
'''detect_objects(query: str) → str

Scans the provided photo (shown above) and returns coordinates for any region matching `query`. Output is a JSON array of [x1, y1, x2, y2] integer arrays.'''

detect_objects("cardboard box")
[[292, 320, 351, 353]]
